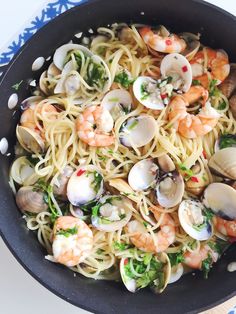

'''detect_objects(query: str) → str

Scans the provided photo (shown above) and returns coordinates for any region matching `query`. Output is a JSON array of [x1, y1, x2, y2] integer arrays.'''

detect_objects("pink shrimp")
[[76, 105, 115, 147], [168, 86, 220, 138], [190, 47, 230, 88], [139, 27, 186, 54], [52, 216, 93, 267], [127, 207, 175, 253], [214, 216, 236, 238], [20, 102, 57, 135], [183, 243, 219, 269]]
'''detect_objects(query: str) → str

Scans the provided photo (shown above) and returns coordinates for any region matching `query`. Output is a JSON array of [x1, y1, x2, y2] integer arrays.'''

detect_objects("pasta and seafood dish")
[[10, 24, 236, 293]]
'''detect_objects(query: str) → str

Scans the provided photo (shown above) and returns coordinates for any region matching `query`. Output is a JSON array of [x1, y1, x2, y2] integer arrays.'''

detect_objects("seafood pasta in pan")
[[10, 24, 236, 293]]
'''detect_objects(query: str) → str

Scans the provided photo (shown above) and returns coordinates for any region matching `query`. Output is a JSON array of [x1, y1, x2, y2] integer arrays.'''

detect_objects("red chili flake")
[[35, 126, 40, 131], [191, 176, 199, 182], [202, 150, 207, 159], [165, 39, 172, 46], [182, 66, 188, 73], [161, 93, 167, 99], [77, 169, 86, 177], [124, 258, 129, 265], [229, 237, 236, 243]]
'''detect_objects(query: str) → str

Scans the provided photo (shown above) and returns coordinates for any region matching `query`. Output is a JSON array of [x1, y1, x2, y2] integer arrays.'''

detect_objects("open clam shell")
[[178, 200, 213, 241], [128, 159, 159, 191], [156, 171, 184, 208], [101, 89, 132, 120], [208, 147, 236, 180], [133, 76, 165, 110], [16, 125, 45, 154], [10, 156, 38, 186], [203, 183, 236, 220], [21, 96, 43, 110], [214, 134, 236, 152], [53, 43, 92, 70], [53, 166, 74, 199], [168, 263, 184, 284], [120, 252, 171, 293], [67, 165, 104, 206], [119, 115, 157, 148], [54, 60, 78, 94], [160, 53, 192, 92], [91, 195, 132, 232]]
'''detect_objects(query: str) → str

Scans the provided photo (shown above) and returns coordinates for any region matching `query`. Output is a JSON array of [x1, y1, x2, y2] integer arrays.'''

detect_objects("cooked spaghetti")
[[10, 24, 236, 293]]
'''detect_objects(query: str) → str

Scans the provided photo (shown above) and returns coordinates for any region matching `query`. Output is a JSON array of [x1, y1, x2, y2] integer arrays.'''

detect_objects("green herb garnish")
[[219, 134, 236, 149], [89, 171, 103, 193], [209, 79, 221, 97], [140, 83, 150, 100], [12, 80, 23, 91], [201, 254, 213, 279], [87, 61, 108, 88], [33, 180, 60, 223], [57, 226, 78, 237], [114, 71, 134, 89], [192, 79, 201, 86], [113, 241, 130, 251], [217, 100, 227, 110], [178, 163, 194, 180], [168, 251, 184, 267], [127, 119, 138, 131]]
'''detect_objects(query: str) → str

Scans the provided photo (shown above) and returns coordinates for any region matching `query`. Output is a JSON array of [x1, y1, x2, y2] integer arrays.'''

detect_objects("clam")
[[16, 186, 48, 213], [101, 89, 132, 120], [185, 162, 210, 196], [229, 94, 236, 119], [47, 62, 61, 78], [53, 166, 74, 199], [21, 96, 43, 110], [67, 165, 104, 206], [120, 252, 170, 293], [219, 63, 236, 98], [128, 159, 159, 191], [178, 200, 213, 240], [119, 115, 157, 148], [133, 76, 165, 110], [16, 125, 45, 154], [203, 183, 236, 220], [91, 195, 133, 232], [168, 263, 184, 284], [10, 156, 37, 185], [39, 71, 49, 95], [156, 172, 184, 208], [53, 43, 92, 71], [54, 60, 79, 94], [208, 147, 236, 180], [160, 53, 192, 92], [157, 154, 175, 173], [179, 32, 200, 61], [39, 63, 61, 95]]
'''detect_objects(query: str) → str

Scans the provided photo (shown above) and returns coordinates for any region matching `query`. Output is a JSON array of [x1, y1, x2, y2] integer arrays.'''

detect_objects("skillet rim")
[[0, 0, 236, 313]]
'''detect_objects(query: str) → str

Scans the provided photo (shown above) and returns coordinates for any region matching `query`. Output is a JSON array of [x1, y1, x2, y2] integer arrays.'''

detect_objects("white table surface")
[[0, 1, 236, 314]]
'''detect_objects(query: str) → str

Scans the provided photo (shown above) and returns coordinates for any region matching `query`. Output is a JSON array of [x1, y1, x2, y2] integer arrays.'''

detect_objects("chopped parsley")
[[33, 180, 60, 223], [114, 71, 134, 89], [57, 226, 78, 237], [127, 119, 138, 131], [88, 171, 103, 193], [208, 239, 229, 255], [178, 163, 194, 180], [113, 241, 130, 251], [192, 79, 201, 86], [168, 251, 184, 267], [219, 134, 236, 149], [201, 254, 213, 279], [124, 256, 163, 290], [12, 80, 23, 91], [87, 61, 107, 88], [26, 155, 40, 166], [80, 199, 98, 212], [217, 100, 227, 110], [209, 79, 221, 97], [140, 83, 150, 100], [204, 207, 214, 222]]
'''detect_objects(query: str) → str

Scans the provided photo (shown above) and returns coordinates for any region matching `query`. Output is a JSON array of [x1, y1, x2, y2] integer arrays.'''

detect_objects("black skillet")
[[0, 0, 235, 313]]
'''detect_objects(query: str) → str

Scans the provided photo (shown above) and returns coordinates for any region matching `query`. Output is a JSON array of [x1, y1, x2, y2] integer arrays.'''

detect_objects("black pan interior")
[[0, 0, 235, 313]]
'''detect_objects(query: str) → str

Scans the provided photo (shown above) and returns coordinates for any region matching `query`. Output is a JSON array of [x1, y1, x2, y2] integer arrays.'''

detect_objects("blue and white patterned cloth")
[[229, 306, 236, 314], [0, 0, 87, 66]]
